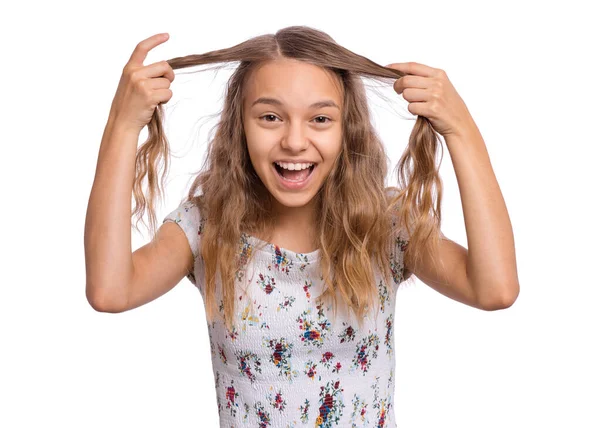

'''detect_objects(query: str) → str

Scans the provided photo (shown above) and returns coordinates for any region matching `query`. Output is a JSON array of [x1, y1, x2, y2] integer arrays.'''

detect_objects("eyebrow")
[[251, 97, 340, 110]]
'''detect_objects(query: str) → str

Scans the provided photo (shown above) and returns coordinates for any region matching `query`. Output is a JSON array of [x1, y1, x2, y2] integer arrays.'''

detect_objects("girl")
[[85, 26, 519, 427]]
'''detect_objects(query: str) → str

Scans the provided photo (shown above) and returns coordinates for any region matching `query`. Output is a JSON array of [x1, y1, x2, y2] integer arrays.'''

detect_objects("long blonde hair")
[[133, 25, 446, 331]]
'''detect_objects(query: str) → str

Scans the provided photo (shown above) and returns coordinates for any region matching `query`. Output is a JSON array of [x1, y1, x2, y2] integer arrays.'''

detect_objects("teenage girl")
[[84, 29, 519, 427]]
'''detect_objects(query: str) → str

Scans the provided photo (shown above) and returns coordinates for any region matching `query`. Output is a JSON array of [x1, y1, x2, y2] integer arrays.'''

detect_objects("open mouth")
[[272, 162, 317, 189], [273, 162, 316, 179]]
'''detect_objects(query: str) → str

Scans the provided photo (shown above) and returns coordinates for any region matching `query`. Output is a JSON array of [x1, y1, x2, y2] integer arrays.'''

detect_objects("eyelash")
[[259, 114, 332, 124]]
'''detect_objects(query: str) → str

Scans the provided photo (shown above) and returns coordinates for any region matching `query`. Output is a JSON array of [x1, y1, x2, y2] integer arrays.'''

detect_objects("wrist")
[[106, 115, 141, 139]]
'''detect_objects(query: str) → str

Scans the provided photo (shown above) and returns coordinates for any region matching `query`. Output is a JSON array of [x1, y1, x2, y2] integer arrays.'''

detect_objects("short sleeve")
[[162, 200, 204, 287], [386, 188, 412, 286], [390, 212, 411, 287]]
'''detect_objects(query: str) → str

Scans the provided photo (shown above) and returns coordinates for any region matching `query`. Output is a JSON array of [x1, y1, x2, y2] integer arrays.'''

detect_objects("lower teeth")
[[282, 173, 309, 182], [276, 165, 313, 182]]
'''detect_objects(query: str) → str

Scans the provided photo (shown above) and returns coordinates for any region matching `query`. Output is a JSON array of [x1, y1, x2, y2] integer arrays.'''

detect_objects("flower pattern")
[[163, 199, 412, 427]]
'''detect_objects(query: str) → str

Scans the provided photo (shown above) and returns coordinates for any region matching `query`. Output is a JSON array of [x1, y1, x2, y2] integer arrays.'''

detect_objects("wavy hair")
[[132, 25, 446, 332]]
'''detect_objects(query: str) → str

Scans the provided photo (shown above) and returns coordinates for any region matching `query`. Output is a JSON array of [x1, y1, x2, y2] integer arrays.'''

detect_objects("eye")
[[313, 116, 332, 124], [259, 114, 281, 122], [258, 115, 332, 124]]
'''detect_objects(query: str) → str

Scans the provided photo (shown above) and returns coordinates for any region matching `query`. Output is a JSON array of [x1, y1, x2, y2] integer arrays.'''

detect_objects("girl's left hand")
[[385, 62, 475, 138]]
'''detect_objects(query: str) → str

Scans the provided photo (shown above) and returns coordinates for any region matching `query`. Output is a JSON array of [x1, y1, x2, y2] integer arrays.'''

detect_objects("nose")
[[280, 119, 310, 153]]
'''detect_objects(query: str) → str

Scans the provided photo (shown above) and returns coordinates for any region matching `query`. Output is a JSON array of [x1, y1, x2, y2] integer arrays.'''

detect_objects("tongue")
[[282, 167, 310, 181]]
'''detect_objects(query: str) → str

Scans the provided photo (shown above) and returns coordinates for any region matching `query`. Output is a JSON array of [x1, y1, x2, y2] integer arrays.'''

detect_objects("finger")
[[401, 87, 430, 103], [392, 75, 430, 95], [128, 33, 169, 67], [385, 62, 437, 78], [147, 77, 172, 90], [165, 64, 175, 83], [141, 60, 175, 82], [406, 101, 427, 117]]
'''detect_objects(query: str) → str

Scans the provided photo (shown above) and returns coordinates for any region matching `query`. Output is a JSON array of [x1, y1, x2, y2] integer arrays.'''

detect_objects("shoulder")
[[384, 187, 412, 283], [385, 186, 409, 238], [162, 199, 205, 259]]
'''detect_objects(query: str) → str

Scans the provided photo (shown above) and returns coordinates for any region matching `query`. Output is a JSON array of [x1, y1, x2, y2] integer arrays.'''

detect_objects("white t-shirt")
[[163, 199, 412, 427]]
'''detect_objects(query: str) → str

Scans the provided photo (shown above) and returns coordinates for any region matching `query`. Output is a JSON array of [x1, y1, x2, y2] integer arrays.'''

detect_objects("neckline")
[[245, 234, 321, 262]]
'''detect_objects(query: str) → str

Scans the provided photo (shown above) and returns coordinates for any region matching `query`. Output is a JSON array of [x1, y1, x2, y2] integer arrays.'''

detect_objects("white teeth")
[[275, 162, 314, 171]]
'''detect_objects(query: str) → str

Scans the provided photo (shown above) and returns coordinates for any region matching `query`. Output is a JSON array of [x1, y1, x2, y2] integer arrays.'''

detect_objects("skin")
[[242, 58, 343, 251]]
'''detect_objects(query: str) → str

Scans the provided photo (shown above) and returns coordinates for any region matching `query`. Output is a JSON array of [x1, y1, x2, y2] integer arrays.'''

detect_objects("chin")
[[271, 191, 317, 208]]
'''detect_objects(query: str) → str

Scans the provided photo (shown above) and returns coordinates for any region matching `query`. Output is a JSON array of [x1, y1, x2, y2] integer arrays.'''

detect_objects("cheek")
[[245, 128, 269, 158], [245, 140, 274, 179], [318, 137, 343, 163]]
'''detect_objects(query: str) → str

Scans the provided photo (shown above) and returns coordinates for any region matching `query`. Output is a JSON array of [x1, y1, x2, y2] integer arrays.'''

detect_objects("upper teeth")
[[275, 162, 314, 171]]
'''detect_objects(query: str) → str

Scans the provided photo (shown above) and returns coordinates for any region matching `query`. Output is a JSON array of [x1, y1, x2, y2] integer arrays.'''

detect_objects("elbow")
[[479, 282, 520, 311], [86, 284, 125, 313]]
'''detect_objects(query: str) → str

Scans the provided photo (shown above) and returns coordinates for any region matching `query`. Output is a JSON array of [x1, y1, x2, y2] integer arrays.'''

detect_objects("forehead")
[[244, 59, 342, 105]]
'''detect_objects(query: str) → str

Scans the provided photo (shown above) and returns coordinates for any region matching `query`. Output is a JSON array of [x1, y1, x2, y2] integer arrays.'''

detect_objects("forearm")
[[84, 116, 140, 310], [444, 124, 520, 307]]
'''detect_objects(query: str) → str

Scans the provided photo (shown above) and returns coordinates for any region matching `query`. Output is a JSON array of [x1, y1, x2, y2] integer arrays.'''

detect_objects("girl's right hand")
[[109, 33, 175, 134]]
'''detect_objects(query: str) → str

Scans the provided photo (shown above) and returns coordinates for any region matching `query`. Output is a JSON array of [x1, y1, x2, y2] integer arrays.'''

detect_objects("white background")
[[2, 0, 598, 427]]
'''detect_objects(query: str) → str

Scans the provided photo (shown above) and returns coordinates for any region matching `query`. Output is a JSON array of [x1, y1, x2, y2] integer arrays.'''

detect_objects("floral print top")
[[163, 199, 412, 428]]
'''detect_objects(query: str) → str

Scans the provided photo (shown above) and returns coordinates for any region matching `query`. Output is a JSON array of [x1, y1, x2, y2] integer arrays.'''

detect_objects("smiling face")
[[243, 58, 344, 225]]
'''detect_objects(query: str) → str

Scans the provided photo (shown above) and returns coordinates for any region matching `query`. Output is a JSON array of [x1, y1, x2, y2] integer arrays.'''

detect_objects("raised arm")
[[84, 33, 182, 312]]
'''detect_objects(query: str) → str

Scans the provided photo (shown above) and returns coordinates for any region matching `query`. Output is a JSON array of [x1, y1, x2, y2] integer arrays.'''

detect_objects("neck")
[[271, 195, 319, 236]]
